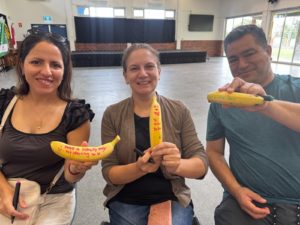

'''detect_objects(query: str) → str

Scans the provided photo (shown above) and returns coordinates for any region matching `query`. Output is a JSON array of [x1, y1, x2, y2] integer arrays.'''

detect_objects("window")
[[270, 10, 300, 64], [145, 9, 164, 19], [77, 6, 89, 16], [133, 9, 175, 19], [90, 7, 113, 17], [114, 8, 125, 17], [165, 10, 175, 19], [225, 14, 262, 36], [133, 9, 144, 18], [77, 6, 125, 18]]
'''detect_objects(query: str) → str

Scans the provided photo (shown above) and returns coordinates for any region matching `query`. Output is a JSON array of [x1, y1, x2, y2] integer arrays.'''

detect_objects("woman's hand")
[[64, 141, 98, 182], [67, 160, 98, 175], [135, 148, 161, 174], [0, 185, 28, 220], [151, 142, 181, 174]]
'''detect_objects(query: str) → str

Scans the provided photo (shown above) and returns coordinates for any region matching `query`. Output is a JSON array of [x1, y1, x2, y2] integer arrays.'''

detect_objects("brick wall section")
[[181, 40, 223, 57], [75, 43, 128, 51], [74, 41, 224, 56], [148, 43, 176, 51], [75, 42, 177, 52]]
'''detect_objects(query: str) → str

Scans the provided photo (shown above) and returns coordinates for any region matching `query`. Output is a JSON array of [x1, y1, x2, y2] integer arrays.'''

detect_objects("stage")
[[71, 50, 207, 67]]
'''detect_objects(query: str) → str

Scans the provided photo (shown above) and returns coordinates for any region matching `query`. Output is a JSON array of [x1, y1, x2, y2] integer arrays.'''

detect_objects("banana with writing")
[[207, 91, 274, 107], [50, 135, 120, 161], [149, 95, 163, 148]]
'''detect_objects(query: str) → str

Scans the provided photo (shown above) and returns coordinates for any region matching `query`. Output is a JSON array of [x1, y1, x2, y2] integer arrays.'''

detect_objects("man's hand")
[[234, 186, 270, 219], [219, 77, 269, 111]]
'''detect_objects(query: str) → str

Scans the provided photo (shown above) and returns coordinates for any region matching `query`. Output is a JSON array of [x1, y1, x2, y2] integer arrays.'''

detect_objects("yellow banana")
[[149, 95, 163, 148], [207, 91, 273, 107], [50, 135, 120, 161]]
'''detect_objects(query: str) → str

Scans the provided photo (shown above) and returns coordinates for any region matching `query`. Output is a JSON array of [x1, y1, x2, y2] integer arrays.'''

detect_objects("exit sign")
[[43, 16, 52, 23]]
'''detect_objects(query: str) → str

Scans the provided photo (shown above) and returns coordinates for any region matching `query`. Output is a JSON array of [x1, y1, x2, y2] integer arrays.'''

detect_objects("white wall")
[[4, 0, 67, 41], [0, 0, 8, 15]]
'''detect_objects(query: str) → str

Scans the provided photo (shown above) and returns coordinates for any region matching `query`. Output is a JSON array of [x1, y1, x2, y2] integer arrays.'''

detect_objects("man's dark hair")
[[224, 24, 268, 53]]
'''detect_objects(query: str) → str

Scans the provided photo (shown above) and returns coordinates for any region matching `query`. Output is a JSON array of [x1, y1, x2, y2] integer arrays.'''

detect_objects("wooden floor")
[[1, 57, 300, 225]]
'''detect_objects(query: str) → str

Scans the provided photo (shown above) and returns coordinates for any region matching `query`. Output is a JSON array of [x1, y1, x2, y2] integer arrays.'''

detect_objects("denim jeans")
[[108, 200, 194, 225]]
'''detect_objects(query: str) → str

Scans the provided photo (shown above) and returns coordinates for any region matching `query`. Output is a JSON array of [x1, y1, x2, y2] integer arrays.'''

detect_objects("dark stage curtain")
[[74, 17, 175, 43]]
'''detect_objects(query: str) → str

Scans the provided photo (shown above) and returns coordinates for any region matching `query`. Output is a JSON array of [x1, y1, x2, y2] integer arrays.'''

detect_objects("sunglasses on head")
[[26, 28, 67, 43]]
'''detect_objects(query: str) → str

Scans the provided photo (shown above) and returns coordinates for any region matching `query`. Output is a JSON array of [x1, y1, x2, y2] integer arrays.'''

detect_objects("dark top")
[[110, 114, 176, 205], [0, 87, 94, 194]]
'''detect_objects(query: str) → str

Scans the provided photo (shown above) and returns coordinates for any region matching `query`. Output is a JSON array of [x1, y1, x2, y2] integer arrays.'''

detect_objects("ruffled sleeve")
[[63, 99, 95, 132], [0, 87, 16, 121]]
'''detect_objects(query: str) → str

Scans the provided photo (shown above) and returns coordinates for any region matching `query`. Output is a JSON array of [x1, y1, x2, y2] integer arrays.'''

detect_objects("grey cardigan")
[[101, 94, 208, 207]]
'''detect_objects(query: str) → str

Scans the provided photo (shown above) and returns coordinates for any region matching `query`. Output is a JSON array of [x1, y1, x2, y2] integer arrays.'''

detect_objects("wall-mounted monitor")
[[188, 14, 214, 32]]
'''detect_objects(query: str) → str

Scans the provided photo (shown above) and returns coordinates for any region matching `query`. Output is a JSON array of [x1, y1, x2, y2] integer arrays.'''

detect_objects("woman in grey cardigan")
[[101, 43, 208, 225]]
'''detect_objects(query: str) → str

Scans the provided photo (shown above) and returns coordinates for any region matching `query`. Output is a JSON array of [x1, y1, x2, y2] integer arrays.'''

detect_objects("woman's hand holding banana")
[[135, 148, 161, 174], [67, 159, 98, 175], [151, 142, 181, 174], [136, 95, 181, 175], [66, 140, 98, 175], [140, 95, 179, 174]]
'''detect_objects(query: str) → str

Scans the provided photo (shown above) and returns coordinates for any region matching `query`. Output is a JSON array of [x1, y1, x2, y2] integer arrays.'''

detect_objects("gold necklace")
[[34, 106, 53, 130], [19, 96, 61, 133]]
